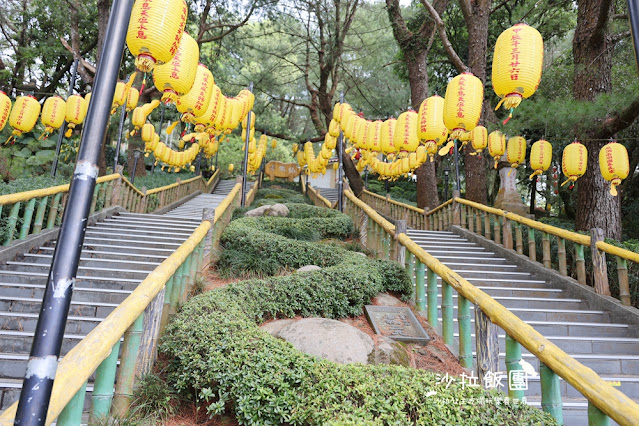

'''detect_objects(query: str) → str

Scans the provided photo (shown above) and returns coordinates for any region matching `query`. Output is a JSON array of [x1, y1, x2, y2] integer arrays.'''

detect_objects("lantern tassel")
[[494, 97, 506, 111], [438, 141, 454, 156], [502, 108, 514, 125], [529, 170, 543, 180], [65, 127, 73, 138], [4, 135, 14, 145], [494, 158, 499, 169], [610, 179, 621, 196], [139, 73, 146, 94], [561, 177, 575, 187], [166, 120, 179, 134]]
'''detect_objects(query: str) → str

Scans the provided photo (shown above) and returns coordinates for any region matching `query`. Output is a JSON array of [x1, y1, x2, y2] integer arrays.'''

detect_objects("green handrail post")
[[89, 340, 121, 423], [415, 260, 426, 313], [587, 402, 611, 426], [458, 295, 472, 368], [32, 196, 48, 235], [172, 262, 185, 310], [540, 363, 564, 424], [57, 381, 87, 426], [528, 227, 536, 262], [182, 253, 193, 301], [406, 251, 415, 288], [426, 268, 438, 328], [104, 181, 113, 209], [441, 280, 453, 345], [89, 183, 99, 215], [383, 231, 390, 259], [575, 244, 586, 285], [505, 334, 524, 400], [159, 275, 175, 336], [4, 202, 21, 245], [46, 193, 61, 229], [112, 314, 145, 417], [19, 198, 36, 240]]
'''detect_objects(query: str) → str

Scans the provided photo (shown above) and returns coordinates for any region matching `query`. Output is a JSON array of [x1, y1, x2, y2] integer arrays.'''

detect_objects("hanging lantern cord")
[[502, 108, 515, 125], [140, 72, 147, 94]]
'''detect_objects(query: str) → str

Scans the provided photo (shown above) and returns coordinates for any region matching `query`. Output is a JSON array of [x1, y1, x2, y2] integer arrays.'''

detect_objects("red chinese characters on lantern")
[[170, 7, 187, 55], [509, 27, 523, 81], [457, 77, 466, 118], [137, 1, 151, 39], [170, 49, 182, 79]]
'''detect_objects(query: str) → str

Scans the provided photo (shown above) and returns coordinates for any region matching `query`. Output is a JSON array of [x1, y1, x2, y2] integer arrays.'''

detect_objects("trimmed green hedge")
[[161, 201, 556, 425]]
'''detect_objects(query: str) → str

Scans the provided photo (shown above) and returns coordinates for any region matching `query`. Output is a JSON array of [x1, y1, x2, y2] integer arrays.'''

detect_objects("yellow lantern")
[[339, 104, 354, 131], [599, 142, 629, 196], [561, 142, 588, 187], [333, 162, 339, 171], [112, 81, 128, 114], [293, 143, 299, 153], [365, 120, 382, 153], [380, 118, 397, 160], [126, 0, 188, 72], [424, 141, 438, 162], [469, 126, 488, 156], [394, 111, 419, 157], [141, 123, 155, 142], [325, 134, 337, 150], [153, 32, 199, 104], [65, 95, 87, 137], [507, 136, 527, 174], [176, 64, 213, 123], [130, 100, 161, 135], [7, 96, 41, 144], [228, 163, 234, 172], [417, 95, 448, 145], [328, 119, 340, 137], [126, 87, 140, 111], [0, 91, 11, 132], [488, 131, 506, 168], [271, 139, 277, 149], [40, 96, 66, 139], [529, 139, 552, 179], [443, 73, 483, 140], [492, 23, 543, 120]]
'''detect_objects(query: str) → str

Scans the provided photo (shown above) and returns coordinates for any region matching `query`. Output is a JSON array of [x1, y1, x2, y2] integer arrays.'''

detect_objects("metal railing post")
[[14, 0, 133, 421], [240, 82, 253, 208]]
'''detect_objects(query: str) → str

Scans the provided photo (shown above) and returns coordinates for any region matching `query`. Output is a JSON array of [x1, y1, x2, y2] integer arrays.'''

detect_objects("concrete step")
[[83, 230, 187, 245], [0, 270, 141, 288], [20, 253, 161, 271], [437, 262, 521, 272], [492, 352, 639, 377], [0, 329, 88, 355], [439, 304, 611, 323], [0, 282, 131, 304], [1, 262, 149, 281], [437, 294, 584, 310], [526, 375, 639, 400], [39, 243, 176, 257], [76, 236, 182, 250], [0, 296, 118, 318], [35, 246, 170, 262], [101, 218, 198, 232], [0, 311, 103, 335], [115, 212, 200, 224], [436, 284, 563, 299], [88, 225, 194, 239]]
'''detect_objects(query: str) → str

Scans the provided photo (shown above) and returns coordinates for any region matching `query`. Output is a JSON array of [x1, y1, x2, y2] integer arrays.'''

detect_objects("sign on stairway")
[[364, 305, 430, 344]]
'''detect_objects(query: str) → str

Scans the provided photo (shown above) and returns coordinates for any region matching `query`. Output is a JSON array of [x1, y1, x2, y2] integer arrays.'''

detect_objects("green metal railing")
[[344, 189, 639, 426], [0, 181, 242, 425]]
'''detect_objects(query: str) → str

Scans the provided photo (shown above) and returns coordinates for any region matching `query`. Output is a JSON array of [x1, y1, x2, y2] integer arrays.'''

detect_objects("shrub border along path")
[[160, 194, 556, 425]]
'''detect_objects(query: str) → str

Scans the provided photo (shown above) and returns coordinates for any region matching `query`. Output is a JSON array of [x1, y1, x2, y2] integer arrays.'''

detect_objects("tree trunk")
[[572, 0, 620, 237], [575, 139, 621, 239], [342, 152, 364, 196], [461, 0, 492, 204], [96, 0, 112, 66], [415, 160, 440, 209]]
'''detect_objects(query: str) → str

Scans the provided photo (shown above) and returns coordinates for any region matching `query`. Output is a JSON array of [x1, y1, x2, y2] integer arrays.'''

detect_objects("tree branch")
[[592, 0, 614, 44], [420, 0, 467, 73], [611, 29, 631, 43], [491, 0, 511, 15], [595, 95, 639, 138]]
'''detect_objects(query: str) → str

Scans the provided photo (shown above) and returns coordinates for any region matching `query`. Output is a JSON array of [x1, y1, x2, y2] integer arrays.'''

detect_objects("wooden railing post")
[[395, 220, 406, 264], [505, 335, 524, 400], [452, 191, 461, 226], [441, 280, 453, 345], [590, 228, 611, 296], [616, 256, 631, 306], [424, 208, 430, 231], [134, 289, 165, 378], [575, 244, 587, 285], [475, 307, 499, 386], [426, 268, 438, 327], [458, 295, 473, 368], [540, 363, 564, 424], [542, 232, 552, 269], [111, 315, 144, 417], [557, 237, 568, 276], [515, 223, 523, 254], [415, 260, 426, 313], [203, 208, 216, 267], [111, 165, 124, 206], [502, 216, 513, 250], [90, 341, 121, 423], [528, 228, 536, 262]]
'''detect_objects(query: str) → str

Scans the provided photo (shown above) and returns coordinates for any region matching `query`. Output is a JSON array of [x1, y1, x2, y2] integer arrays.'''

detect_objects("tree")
[[572, 0, 638, 239]]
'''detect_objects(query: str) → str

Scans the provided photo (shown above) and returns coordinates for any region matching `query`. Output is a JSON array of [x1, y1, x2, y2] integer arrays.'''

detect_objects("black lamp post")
[[131, 150, 142, 184], [444, 167, 450, 201]]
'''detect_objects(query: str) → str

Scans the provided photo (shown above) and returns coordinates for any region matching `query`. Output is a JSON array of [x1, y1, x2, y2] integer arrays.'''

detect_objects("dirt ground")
[[161, 268, 465, 425]]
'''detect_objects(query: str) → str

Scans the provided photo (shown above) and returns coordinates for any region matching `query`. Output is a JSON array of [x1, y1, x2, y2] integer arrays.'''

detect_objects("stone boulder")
[[373, 293, 403, 306], [368, 336, 410, 366], [245, 205, 272, 217], [260, 319, 296, 337], [277, 318, 374, 364], [297, 265, 322, 273], [267, 203, 289, 217]]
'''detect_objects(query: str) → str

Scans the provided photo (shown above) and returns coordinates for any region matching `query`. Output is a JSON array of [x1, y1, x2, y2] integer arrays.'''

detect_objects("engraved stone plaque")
[[364, 305, 430, 344]]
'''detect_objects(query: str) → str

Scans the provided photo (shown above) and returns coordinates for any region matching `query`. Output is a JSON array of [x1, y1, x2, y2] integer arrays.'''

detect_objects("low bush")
[[161, 197, 556, 425], [252, 188, 309, 204]]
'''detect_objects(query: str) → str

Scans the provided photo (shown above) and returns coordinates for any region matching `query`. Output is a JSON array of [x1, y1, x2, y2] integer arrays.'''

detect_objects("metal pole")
[[629, 0, 639, 75], [51, 59, 79, 177], [240, 82, 253, 207], [214, 150, 218, 171], [113, 104, 127, 173], [453, 138, 461, 192], [444, 168, 450, 201], [365, 166, 368, 189], [196, 151, 202, 175], [131, 151, 140, 184], [337, 92, 344, 212], [530, 175, 537, 214], [14, 0, 133, 423]]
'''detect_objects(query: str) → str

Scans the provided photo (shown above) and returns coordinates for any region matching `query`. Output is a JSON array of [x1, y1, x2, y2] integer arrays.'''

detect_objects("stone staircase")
[[313, 187, 339, 204], [0, 180, 238, 412], [406, 229, 639, 425]]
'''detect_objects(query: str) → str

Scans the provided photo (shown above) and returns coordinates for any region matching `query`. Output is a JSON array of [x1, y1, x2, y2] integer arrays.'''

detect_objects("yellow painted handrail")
[[398, 234, 639, 426], [346, 189, 639, 425], [0, 174, 120, 205], [425, 198, 453, 215], [362, 190, 424, 214], [308, 185, 332, 208], [346, 190, 395, 235], [0, 220, 212, 425], [214, 183, 241, 223], [206, 169, 220, 188], [455, 197, 593, 247], [596, 241, 639, 263], [120, 176, 146, 197], [145, 175, 203, 195]]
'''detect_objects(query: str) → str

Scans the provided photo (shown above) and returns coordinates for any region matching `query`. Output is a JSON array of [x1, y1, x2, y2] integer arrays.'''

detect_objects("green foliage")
[[253, 188, 309, 205], [129, 373, 176, 422], [132, 170, 195, 190], [162, 235, 553, 425]]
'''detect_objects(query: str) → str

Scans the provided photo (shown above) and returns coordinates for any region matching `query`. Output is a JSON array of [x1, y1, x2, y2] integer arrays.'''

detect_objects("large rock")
[[260, 319, 296, 337], [368, 336, 411, 366], [245, 205, 272, 217], [277, 318, 374, 364], [297, 265, 322, 273], [373, 293, 403, 306], [268, 203, 289, 217]]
